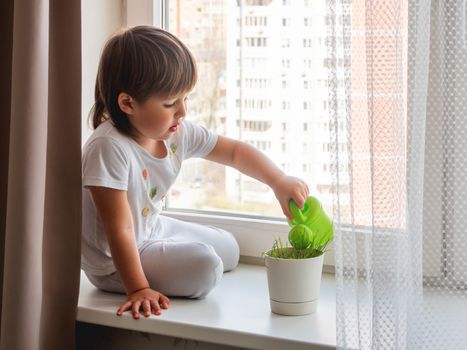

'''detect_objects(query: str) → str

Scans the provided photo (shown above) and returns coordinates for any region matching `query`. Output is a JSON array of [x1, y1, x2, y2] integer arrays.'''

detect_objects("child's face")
[[125, 93, 188, 140]]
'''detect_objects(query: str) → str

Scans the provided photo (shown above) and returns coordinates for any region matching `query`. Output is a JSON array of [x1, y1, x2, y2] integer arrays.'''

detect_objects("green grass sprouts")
[[263, 236, 328, 259]]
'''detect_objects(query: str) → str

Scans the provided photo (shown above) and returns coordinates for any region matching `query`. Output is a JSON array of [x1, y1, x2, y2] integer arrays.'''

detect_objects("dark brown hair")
[[91, 26, 197, 135]]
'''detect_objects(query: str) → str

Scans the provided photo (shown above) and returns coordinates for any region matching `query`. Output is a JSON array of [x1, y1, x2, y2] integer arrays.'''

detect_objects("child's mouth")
[[169, 124, 178, 132]]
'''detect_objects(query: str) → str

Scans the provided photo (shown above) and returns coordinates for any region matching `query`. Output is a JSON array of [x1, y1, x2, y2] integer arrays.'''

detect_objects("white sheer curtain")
[[327, 0, 467, 348]]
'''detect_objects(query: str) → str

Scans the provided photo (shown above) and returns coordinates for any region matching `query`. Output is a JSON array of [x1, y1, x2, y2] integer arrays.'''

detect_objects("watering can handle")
[[289, 199, 305, 223]]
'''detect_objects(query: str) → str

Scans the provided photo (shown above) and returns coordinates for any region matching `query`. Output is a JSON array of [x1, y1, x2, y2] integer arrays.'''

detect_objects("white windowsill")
[[77, 263, 336, 350]]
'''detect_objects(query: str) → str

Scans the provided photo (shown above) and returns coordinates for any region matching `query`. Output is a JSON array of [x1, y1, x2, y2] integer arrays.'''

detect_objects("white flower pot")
[[265, 250, 324, 316]]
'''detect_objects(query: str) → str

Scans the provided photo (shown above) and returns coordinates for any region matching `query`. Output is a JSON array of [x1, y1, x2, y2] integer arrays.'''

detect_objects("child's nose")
[[176, 101, 187, 118]]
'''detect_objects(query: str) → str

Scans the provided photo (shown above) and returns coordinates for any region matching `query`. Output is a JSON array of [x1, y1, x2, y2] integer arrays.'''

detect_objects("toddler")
[[82, 26, 309, 319]]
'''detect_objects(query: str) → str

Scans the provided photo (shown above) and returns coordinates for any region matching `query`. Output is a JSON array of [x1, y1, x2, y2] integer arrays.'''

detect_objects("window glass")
[[166, 0, 334, 217]]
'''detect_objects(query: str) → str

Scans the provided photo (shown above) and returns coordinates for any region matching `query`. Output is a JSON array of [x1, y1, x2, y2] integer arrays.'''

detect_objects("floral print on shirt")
[[141, 168, 158, 217], [168, 142, 177, 158]]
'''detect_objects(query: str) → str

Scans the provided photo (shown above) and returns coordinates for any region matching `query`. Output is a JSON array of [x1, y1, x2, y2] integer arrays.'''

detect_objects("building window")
[[246, 37, 267, 47]]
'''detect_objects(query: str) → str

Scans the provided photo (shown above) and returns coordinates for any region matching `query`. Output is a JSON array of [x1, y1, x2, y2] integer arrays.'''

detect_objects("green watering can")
[[287, 196, 333, 249]]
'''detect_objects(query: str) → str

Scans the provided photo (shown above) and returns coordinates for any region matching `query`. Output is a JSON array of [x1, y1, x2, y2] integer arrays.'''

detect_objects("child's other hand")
[[271, 175, 309, 220], [117, 287, 170, 319]]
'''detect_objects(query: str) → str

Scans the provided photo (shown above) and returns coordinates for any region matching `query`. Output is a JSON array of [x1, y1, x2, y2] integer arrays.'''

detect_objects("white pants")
[[85, 215, 240, 299]]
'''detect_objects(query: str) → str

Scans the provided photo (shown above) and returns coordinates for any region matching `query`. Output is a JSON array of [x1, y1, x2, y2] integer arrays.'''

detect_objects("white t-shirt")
[[81, 119, 218, 276]]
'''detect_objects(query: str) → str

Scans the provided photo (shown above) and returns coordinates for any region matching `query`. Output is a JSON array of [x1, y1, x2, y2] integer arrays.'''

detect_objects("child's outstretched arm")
[[89, 187, 170, 319], [204, 136, 309, 220]]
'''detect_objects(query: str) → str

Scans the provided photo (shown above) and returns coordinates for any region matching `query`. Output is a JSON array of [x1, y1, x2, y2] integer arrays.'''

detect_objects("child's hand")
[[117, 287, 170, 319], [271, 175, 309, 220]]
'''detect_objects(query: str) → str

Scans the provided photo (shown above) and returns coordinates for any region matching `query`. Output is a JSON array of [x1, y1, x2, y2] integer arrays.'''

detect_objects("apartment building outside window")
[[162, 0, 338, 219]]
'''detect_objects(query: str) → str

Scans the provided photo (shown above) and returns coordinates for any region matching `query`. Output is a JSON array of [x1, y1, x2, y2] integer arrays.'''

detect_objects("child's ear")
[[118, 92, 136, 115]]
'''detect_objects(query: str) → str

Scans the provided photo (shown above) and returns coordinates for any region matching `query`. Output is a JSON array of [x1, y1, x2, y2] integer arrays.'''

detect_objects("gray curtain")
[[0, 0, 82, 349]]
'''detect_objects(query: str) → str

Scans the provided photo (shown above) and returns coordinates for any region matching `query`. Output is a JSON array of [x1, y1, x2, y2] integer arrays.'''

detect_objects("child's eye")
[[164, 96, 188, 108]]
